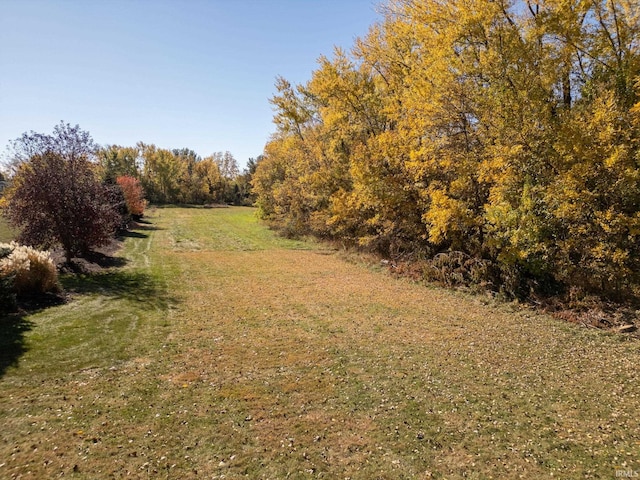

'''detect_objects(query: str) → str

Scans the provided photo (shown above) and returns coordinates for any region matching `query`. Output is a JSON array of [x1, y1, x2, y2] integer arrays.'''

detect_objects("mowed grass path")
[[1, 206, 639, 479]]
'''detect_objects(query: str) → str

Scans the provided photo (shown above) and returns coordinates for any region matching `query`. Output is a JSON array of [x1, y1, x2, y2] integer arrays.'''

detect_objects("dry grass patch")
[[1, 207, 639, 479]]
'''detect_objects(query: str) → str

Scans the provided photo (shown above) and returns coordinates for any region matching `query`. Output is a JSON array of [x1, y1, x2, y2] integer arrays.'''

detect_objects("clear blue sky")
[[0, 0, 382, 169]]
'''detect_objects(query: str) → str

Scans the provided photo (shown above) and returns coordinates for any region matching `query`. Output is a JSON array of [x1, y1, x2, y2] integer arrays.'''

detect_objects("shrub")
[[0, 242, 59, 295], [0, 245, 16, 313], [116, 175, 147, 218], [106, 183, 131, 232], [423, 251, 493, 289]]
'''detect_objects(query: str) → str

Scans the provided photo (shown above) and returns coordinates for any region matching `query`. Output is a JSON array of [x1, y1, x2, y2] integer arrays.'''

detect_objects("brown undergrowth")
[[386, 255, 639, 337]]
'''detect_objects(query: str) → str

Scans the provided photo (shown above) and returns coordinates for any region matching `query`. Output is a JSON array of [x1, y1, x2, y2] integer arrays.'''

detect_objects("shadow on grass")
[[120, 230, 148, 239], [0, 314, 34, 377], [61, 270, 176, 310], [83, 251, 128, 269], [0, 293, 66, 377], [132, 221, 162, 232]]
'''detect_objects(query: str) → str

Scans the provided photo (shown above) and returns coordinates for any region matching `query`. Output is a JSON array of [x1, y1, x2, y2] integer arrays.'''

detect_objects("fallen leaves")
[[2, 207, 639, 478]]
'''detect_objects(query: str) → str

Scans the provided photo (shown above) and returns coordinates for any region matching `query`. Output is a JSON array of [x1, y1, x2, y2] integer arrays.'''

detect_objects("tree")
[[212, 151, 239, 180], [235, 156, 262, 205], [140, 144, 184, 203], [6, 122, 96, 172], [116, 175, 147, 218], [2, 123, 121, 263], [136, 146, 242, 205], [4, 155, 120, 263], [173, 148, 203, 204], [195, 156, 224, 203], [97, 145, 141, 183], [254, 0, 640, 300], [209, 151, 240, 203]]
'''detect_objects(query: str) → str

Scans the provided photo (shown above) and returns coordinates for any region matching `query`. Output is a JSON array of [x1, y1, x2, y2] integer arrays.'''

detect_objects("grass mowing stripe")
[[0, 206, 639, 479], [162, 205, 314, 251]]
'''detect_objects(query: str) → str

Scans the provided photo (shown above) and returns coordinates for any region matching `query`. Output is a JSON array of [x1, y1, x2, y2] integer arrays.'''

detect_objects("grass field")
[[1, 206, 639, 479], [0, 214, 16, 243]]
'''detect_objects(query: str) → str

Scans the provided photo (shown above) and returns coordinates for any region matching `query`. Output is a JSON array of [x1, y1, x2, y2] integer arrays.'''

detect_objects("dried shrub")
[[0, 242, 59, 295], [423, 251, 493, 290]]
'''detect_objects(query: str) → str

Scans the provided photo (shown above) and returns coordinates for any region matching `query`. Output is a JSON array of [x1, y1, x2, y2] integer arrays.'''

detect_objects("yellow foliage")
[[253, 0, 640, 298]]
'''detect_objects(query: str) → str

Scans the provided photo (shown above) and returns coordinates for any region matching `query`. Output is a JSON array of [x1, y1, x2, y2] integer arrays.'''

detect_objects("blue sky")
[[0, 0, 382, 169]]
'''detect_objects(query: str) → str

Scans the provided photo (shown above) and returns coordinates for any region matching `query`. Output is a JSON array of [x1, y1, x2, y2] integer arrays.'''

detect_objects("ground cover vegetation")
[[0, 122, 257, 306], [1, 0, 639, 475], [1, 207, 639, 478], [252, 0, 640, 308]]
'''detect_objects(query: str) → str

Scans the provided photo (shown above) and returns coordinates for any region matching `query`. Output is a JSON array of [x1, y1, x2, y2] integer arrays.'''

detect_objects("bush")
[[116, 175, 147, 218], [0, 246, 16, 313], [423, 251, 493, 289], [0, 242, 59, 295], [106, 183, 131, 232]]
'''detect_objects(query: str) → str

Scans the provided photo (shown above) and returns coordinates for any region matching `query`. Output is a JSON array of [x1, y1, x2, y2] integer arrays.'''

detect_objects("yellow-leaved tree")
[[254, 0, 640, 300]]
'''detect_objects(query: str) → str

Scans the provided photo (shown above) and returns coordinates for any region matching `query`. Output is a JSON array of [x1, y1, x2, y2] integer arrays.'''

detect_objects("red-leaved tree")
[[116, 175, 147, 218]]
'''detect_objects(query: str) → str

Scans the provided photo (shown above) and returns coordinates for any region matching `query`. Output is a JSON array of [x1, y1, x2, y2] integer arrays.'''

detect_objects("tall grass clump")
[[0, 245, 16, 312], [0, 242, 59, 295]]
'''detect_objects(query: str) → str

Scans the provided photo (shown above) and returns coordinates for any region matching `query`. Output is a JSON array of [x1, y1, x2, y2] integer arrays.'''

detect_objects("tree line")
[[100, 143, 257, 206], [252, 0, 640, 301], [1, 122, 258, 263]]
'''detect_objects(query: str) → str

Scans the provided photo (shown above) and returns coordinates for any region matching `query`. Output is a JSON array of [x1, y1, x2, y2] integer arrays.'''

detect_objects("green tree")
[[140, 144, 184, 203], [97, 145, 140, 183], [211, 151, 240, 203], [195, 156, 224, 203], [172, 148, 202, 203], [235, 156, 261, 205]]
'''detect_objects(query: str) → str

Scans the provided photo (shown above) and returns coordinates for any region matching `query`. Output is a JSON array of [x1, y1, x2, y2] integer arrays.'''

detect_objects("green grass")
[[0, 214, 16, 242], [161, 205, 313, 251], [1, 206, 639, 479]]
